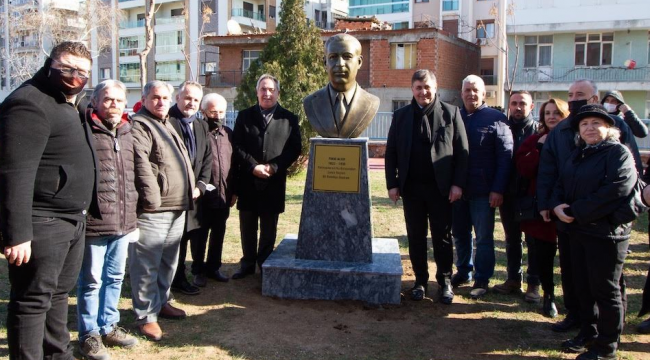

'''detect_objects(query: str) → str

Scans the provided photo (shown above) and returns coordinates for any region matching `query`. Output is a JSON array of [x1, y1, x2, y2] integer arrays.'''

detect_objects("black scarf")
[[412, 97, 436, 144]]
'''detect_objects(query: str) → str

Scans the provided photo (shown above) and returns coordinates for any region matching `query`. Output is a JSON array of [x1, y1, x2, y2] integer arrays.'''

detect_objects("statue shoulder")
[[357, 87, 380, 110]]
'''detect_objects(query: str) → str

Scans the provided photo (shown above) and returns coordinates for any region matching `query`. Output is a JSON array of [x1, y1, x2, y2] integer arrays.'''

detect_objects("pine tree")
[[234, 0, 327, 174]]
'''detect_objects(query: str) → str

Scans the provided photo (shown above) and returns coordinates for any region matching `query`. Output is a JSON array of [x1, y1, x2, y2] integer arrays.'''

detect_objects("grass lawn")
[[0, 169, 649, 360]]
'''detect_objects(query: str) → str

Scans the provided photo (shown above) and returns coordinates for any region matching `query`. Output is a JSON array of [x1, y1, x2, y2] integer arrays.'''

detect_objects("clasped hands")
[[253, 164, 275, 179]]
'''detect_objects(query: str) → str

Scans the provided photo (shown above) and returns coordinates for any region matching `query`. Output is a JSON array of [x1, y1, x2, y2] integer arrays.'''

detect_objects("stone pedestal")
[[262, 138, 402, 304]]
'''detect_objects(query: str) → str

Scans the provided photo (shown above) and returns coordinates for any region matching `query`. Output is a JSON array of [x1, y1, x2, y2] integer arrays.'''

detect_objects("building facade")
[[507, 0, 650, 118]]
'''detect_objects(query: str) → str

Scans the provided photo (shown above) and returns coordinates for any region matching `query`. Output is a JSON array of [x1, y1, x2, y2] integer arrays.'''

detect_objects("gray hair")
[[142, 80, 173, 99], [462, 74, 485, 90], [200, 92, 227, 110], [572, 79, 598, 97], [256, 74, 280, 92], [411, 69, 437, 87], [178, 80, 203, 95], [91, 79, 126, 103]]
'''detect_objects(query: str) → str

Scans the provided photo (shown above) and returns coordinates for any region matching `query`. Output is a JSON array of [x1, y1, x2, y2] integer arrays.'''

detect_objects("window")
[[524, 35, 553, 68], [480, 58, 495, 85], [170, 8, 183, 17], [201, 62, 217, 75], [137, 13, 145, 21], [392, 22, 409, 30], [476, 20, 495, 40], [119, 35, 145, 56], [269, 5, 276, 18], [156, 31, 184, 54], [390, 43, 416, 69], [100, 67, 111, 79], [392, 100, 409, 111], [647, 31, 649, 64], [415, 0, 429, 2], [155, 61, 185, 82], [575, 33, 613, 67], [442, 0, 458, 11], [119, 63, 140, 83], [242, 50, 261, 72]]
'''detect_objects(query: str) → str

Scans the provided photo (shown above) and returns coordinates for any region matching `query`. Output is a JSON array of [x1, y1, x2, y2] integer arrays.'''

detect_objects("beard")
[[102, 109, 123, 130]]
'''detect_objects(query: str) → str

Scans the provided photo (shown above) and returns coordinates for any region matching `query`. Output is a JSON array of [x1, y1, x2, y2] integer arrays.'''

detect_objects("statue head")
[[325, 34, 363, 93]]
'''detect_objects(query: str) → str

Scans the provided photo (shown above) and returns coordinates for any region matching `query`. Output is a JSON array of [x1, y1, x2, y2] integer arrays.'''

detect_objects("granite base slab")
[[262, 234, 403, 305]]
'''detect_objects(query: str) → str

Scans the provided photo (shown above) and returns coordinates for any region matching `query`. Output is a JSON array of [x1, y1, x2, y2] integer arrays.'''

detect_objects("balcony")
[[156, 44, 184, 54], [480, 74, 497, 86], [156, 17, 184, 25], [13, 40, 39, 48], [315, 21, 336, 30], [231, 8, 265, 22], [442, 0, 459, 11], [155, 72, 185, 82], [119, 19, 145, 29], [512, 66, 650, 84], [119, 72, 140, 83], [204, 71, 245, 87], [119, 47, 143, 57]]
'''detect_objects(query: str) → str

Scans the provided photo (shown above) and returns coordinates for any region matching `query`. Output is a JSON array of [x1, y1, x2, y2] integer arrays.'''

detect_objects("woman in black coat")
[[551, 104, 638, 360]]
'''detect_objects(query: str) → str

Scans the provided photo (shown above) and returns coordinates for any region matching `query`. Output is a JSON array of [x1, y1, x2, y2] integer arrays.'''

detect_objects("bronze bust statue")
[[303, 34, 380, 138]]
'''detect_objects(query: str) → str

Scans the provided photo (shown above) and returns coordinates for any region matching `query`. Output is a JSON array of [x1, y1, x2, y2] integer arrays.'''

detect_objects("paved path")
[[368, 157, 385, 171]]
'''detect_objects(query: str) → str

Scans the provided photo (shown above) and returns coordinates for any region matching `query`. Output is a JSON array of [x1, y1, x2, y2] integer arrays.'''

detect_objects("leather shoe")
[[192, 274, 207, 287], [232, 269, 255, 280], [410, 285, 426, 301], [171, 278, 200, 295], [638, 317, 650, 334], [158, 303, 186, 320], [543, 294, 558, 318], [552, 314, 581, 332], [138, 322, 162, 341], [450, 273, 471, 288], [561, 335, 596, 353], [206, 270, 230, 283], [438, 284, 454, 305], [575, 349, 616, 360]]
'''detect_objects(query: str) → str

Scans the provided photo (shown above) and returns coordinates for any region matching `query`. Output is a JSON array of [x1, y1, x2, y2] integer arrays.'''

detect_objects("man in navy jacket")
[[451, 75, 513, 299]]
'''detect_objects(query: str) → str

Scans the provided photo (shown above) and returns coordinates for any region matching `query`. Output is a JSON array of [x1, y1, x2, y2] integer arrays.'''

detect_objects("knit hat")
[[601, 90, 625, 105], [571, 104, 615, 130]]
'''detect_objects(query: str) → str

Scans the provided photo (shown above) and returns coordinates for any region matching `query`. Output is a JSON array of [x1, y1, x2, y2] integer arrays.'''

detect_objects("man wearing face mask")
[[537, 79, 640, 342], [168, 81, 213, 295], [185, 93, 237, 286], [0, 41, 98, 359], [601, 90, 648, 139]]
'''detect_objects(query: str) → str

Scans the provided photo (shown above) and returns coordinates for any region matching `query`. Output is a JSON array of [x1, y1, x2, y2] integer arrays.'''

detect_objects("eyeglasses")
[[204, 111, 222, 117], [52, 59, 90, 80]]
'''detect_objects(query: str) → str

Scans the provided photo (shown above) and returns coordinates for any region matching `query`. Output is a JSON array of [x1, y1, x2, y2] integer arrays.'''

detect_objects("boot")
[[543, 292, 558, 318], [524, 284, 541, 303]]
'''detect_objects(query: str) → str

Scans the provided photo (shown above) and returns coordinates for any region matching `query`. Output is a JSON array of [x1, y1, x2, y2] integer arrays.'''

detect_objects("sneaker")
[[524, 284, 541, 303], [79, 334, 110, 360], [470, 281, 489, 299], [492, 279, 522, 295], [409, 285, 426, 301], [450, 273, 472, 288], [561, 335, 596, 353], [103, 326, 138, 349]]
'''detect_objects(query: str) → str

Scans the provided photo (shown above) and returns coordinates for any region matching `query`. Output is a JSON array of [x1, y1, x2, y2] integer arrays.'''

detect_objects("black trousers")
[[570, 233, 628, 355], [402, 183, 453, 287], [238, 210, 279, 272], [527, 237, 557, 295], [7, 217, 85, 360], [499, 197, 538, 284], [558, 230, 579, 318], [190, 207, 230, 275]]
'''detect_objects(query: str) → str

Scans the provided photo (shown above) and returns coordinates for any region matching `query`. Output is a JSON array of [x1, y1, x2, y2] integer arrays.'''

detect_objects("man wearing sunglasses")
[[0, 41, 97, 360]]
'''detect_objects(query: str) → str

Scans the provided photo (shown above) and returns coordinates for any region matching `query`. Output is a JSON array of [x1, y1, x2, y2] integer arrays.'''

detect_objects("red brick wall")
[[219, 46, 243, 72], [434, 37, 480, 91]]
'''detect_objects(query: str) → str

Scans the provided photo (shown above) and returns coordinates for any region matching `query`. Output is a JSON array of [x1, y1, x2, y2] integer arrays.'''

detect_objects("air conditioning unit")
[[486, 90, 496, 98]]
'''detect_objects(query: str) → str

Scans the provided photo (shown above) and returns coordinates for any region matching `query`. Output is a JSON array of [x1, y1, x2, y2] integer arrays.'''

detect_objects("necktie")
[[335, 92, 346, 128]]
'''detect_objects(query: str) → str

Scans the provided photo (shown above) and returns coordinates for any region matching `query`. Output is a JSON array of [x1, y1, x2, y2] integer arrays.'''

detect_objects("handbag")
[[513, 195, 540, 222]]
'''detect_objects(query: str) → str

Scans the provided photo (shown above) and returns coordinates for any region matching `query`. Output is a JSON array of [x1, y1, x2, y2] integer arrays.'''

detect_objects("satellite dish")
[[227, 20, 242, 35]]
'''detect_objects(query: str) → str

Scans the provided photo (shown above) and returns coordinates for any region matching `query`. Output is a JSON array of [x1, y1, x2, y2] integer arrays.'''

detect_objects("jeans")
[[452, 196, 495, 283], [77, 231, 138, 338], [129, 211, 185, 324], [7, 216, 85, 360]]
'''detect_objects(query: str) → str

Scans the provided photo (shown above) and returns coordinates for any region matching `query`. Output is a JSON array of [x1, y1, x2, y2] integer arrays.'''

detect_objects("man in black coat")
[[385, 69, 469, 303], [0, 41, 97, 360], [231, 74, 302, 279], [168, 81, 212, 295]]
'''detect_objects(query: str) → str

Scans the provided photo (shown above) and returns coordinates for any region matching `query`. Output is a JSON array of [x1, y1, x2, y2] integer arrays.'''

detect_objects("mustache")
[[106, 108, 122, 115]]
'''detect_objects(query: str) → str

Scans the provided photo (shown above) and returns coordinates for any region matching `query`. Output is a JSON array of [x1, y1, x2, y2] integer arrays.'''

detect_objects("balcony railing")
[[231, 8, 265, 22], [315, 21, 336, 30], [13, 40, 39, 48], [156, 44, 184, 54], [156, 72, 185, 82], [119, 19, 145, 29], [442, 0, 459, 11], [119, 73, 140, 83], [512, 66, 650, 83], [156, 17, 184, 25], [480, 74, 496, 86], [118, 47, 143, 56]]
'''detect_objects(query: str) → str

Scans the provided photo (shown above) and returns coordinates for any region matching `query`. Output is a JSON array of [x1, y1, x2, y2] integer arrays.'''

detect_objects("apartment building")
[[507, 0, 650, 118]]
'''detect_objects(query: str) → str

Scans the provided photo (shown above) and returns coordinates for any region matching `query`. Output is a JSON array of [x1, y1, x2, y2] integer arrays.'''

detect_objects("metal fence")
[[513, 66, 650, 83]]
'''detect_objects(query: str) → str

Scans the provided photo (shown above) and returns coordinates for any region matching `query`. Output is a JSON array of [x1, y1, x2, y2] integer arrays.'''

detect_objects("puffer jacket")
[[550, 140, 637, 240], [85, 109, 138, 237], [131, 107, 195, 212]]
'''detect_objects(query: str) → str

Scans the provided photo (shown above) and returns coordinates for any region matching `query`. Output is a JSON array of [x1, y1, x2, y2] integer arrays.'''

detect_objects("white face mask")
[[603, 103, 618, 113]]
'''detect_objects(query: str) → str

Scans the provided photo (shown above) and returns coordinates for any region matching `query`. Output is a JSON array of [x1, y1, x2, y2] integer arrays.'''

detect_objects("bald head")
[[201, 93, 228, 123]]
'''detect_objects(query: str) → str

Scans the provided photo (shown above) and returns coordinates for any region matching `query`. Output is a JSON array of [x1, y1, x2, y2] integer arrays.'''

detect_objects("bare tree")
[[179, 2, 214, 82], [139, 0, 156, 91], [0, 0, 120, 90]]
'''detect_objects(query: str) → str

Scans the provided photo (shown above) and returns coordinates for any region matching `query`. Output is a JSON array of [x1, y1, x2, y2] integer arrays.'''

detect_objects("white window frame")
[[100, 67, 111, 80], [390, 43, 416, 70], [242, 50, 261, 72], [524, 35, 553, 68], [575, 33, 613, 67]]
